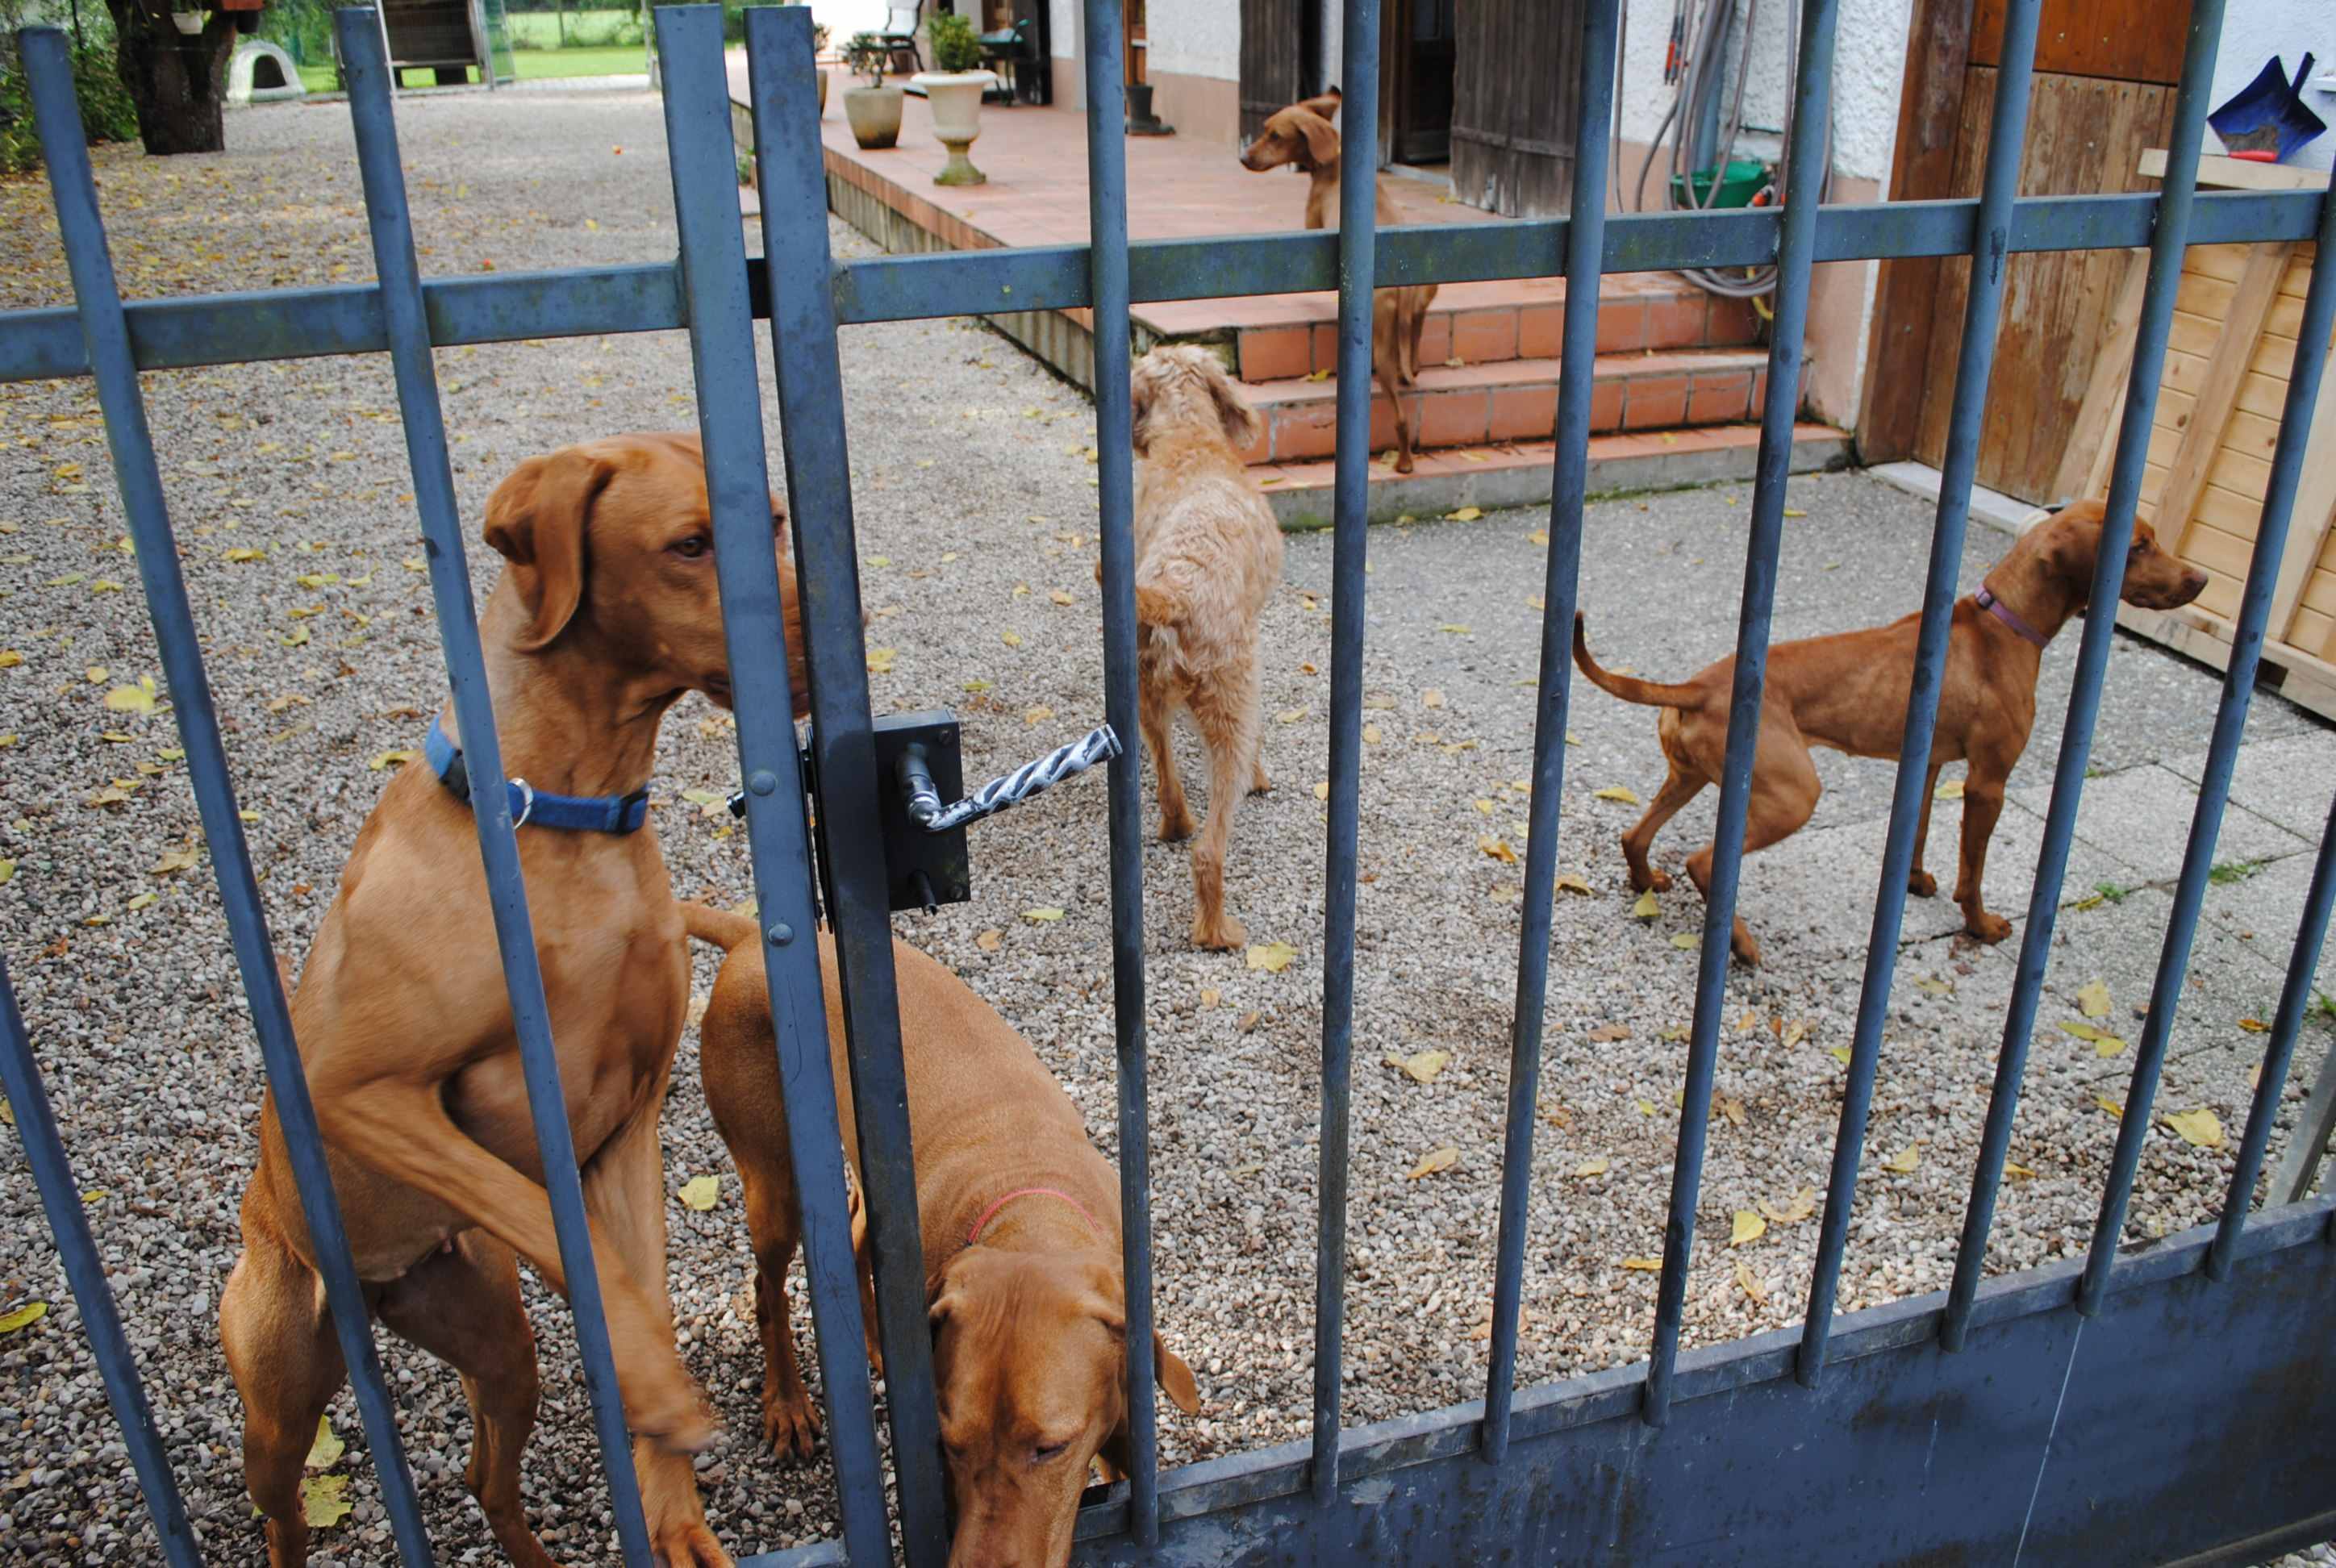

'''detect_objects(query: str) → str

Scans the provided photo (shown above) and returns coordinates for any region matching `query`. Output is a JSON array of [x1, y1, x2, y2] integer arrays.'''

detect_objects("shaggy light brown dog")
[[1238, 86, 1441, 473], [1124, 344, 1285, 950], [219, 433, 803, 1567], [682, 905, 1201, 1568], [1574, 498, 2207, 965]]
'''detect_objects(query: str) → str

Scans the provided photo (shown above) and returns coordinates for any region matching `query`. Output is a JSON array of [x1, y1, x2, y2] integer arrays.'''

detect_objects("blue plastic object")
[[2209, 53, 2326, 162]]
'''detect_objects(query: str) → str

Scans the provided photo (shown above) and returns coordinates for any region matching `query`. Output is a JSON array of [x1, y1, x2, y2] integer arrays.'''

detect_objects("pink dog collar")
[[1975, 582, 2049, 648], [966, 1187, 1108, 1247]]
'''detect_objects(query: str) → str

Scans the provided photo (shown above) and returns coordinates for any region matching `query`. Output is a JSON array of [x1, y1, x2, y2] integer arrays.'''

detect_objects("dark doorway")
[[1380, 0, 1455, 166]]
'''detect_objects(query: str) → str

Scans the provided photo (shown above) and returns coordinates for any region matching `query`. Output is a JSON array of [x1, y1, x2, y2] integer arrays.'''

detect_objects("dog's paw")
[[649, 1520, 732, 1568], [1249, 769, 1273, 796], [1908, 869, 1938, 898], [1965, 910, 2012, 944], [1631, 866, 1673, 894], [760, 1389, 823, 1464], [1193, 912, 1248, 951], [1158, 811, 1197, 843]]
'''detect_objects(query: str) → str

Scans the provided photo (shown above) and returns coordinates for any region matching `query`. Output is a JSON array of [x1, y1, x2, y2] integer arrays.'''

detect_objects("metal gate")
[[3, 0, 2334, 1562]]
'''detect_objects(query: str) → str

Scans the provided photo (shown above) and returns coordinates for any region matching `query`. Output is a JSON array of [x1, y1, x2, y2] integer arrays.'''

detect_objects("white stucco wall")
[[1051, 0, 1076, 59], [2210, 0, 2336, 171], [1148, 0, 1241, 80]]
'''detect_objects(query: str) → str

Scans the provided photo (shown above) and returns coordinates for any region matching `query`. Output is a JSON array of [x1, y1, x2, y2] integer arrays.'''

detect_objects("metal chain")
[[906, 724, 1121, 833]]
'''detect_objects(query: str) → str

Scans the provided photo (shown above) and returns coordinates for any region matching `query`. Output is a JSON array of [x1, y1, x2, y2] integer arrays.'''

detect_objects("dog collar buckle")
[[508, 778, 536, 828], [422, 715, 649, 836]]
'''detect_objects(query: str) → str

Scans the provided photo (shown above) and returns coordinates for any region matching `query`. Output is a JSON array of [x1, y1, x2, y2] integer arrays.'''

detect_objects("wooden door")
[[1380, 0, 1457, 165], [1863, 0, 2194, 498], [1240, 0, 1306, 144], [1450, 0, 1583, 217]]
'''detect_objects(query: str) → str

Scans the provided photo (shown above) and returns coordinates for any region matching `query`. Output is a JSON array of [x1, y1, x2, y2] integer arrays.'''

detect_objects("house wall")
[[2213, 0, 2336, 171]]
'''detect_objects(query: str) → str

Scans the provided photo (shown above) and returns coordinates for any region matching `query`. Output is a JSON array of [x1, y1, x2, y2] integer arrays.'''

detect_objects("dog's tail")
[[1133, 559, 1198, 628], [1572, 613, 1708, 710], [679, 899, 759, 952]]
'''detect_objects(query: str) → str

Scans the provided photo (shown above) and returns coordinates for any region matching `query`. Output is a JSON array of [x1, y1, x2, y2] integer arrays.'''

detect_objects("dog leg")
[[1908, 760, 1943, 898], [1249, 742, 1272, 796], [220, 1224, 347, 1568], [582, 1088, 732, 1568], [1141, 677, 1196, 842], [1187, 666, 1261, 950], [1954, 761, 2014, 944], [1685, 731, 1820, 966], [1623, 763, 1704, 893], [1376, 361, 1416, 474], [742, 1146, 823, 1461], [375, 1234, 561, 1568]]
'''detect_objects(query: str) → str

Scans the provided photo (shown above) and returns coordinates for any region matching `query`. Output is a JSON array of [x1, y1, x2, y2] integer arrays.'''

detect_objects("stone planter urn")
[[845, 84, 904, 149], [911, 69, 997, 186]]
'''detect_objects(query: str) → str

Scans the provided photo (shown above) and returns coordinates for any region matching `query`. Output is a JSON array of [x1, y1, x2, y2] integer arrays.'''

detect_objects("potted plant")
[[842, 32, 903, 150], [812, 22, 831, 117], [912, 11, 995, 186]]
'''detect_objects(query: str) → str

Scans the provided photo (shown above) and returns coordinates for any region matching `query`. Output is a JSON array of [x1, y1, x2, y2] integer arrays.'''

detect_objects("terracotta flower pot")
[[845, 84, 903, 150], [911, 69, 996, 186]]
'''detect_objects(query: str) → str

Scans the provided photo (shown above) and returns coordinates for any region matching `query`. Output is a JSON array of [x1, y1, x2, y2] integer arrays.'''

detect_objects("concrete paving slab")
[[2008, 761, 2311, 886]]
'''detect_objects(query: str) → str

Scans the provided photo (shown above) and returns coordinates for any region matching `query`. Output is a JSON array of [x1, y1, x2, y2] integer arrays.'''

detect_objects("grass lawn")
[[294, 45, 647, 94]]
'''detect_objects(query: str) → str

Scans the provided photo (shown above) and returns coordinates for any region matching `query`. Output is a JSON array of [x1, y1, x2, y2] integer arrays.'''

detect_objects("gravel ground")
[[3, 88, 2334, 1564]]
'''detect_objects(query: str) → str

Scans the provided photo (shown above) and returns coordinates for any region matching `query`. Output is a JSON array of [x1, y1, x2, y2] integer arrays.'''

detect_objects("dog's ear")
[[1292, 107, 1341, 168], [483, 444, 614, 651], [1295, 88, 1342, 120], [1199, 355, 1263, 452], [1153, 1332, 1201, 1415]]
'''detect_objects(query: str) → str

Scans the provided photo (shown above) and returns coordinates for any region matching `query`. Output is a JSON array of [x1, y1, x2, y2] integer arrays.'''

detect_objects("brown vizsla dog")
[[219, 433, 806, 1567], [1238, 87, 1440, 473], [683, 905, 1201, 1568], [1573, 498, 2207, 965]]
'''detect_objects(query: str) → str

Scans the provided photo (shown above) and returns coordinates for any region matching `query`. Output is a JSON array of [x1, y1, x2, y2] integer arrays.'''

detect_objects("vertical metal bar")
[[2225, 796, 2336, 1253], [2125, 179, 2336, 1287], [1310, 0, 1381, 1504], [1796, 0, 2043, 1385], [0, 957, 203, 1568], [19, 27, 436, 1565], [736, 7, 949, 1559], [1944, 0, 2229, 1345], [654, 10, 893, 1564], [1480, 0, 1619, 1466], [1641, 0, 1840, 1428], [1078, 0, 1162, 1539], [334, 17, 652, 1558]]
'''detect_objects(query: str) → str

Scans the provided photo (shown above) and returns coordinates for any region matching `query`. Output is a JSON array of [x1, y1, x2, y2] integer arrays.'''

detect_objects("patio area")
[[735, 73, 1848, 514]]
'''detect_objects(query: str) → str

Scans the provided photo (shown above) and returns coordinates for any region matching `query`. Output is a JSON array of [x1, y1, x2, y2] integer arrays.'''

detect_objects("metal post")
[[1641, 0, 1840, 1428], [1078, 0, 1163, 1540], [1481, 0, 1619, 1465], [19, 26, 436, 1564], [333, 10, 653, 1555], [0, 958, 202, 1568], [1796, 0, 2044, 1385], [1308, 0, 1382, 1504], [1944, 0, 2229, 1345], [2230, 795, 2336, 1246], [737, 6, 950, 1559], [657, 9, 897, 1563]]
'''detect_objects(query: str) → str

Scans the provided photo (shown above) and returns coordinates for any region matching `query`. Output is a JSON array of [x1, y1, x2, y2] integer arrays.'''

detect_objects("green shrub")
[[0, 30, 140, 176], [925, 10, 980, 73], [843, 30, 888, 85]]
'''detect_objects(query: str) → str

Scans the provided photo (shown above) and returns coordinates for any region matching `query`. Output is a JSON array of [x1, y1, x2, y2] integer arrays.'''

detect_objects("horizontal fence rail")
[[4, 0, 2335, 1563]]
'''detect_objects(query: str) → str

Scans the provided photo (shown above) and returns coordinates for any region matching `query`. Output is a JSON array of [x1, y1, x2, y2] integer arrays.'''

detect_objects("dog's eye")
[[671, 535, 711, 559], [1032, 1440, 1070, 1463]]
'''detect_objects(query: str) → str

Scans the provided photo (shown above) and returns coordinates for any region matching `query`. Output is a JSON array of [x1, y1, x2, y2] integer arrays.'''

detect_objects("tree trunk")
[[104, 0, 239, 156]]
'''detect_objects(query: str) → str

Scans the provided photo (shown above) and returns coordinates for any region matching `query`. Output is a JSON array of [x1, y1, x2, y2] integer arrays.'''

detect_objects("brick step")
[[1235, 348, 1772, 467], [1216, 276, 1766, 384]]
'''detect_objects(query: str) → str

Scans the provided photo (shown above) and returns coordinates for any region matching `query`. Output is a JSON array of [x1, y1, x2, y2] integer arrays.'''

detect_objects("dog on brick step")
[[1120, 344, 1284, 951], [1573, 498, 2206, 966], [1238, 86, 1441, 474]]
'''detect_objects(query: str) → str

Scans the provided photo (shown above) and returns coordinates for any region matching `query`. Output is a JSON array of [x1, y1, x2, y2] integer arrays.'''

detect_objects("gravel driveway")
[[2, 86, 2332, 1564]]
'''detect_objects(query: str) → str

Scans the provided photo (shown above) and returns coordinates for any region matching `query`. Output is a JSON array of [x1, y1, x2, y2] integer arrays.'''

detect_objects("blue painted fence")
[[2, 0, 2334, 1562]]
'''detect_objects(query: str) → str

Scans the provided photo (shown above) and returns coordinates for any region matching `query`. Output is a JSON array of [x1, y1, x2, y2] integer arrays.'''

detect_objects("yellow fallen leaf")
[[0, 651, 19, 668], [2077, 979, 2112, 1019], [1573, 1157, 1608, 1178], [1669, 933, 1698, 949], [1735, 1258, 1770, 1303], [125, 892, 155, 912], [0, 1302, 48, 1334], [1023, 907, 1066, 924], [86, 665, 108, 683], [1313, 781, 1330, 801], [974, 928, 1003, 952], [2059, 1020, 2125, 1056], [1595, 785, 1640, 804], [1758, 1186, 1817, 1224], [1479, 835, 1518, 865], [681, 788, 728, 817], [1780, 1020, 1808, 1049], [1420, 689, 1445, 709], [1883, 1144, 1921, 1174], [1247, 941, 1299, 972], [1447, 507, 1483, 522], [678, 1174, 721, 1210], [2003, 1161, 2038, 1181], [1633, 890, 1659, 920], [2237, 1016, 2269, 1033], [1024, 705, 1054, 726], [301, 1474, 352, 1530], [223, 547, 267, 562], [1783, 508, 1808, 519], [1528, 529, 1549, 546], [1387, 1049, 1448, 1084], [1620, 1256, 1662, 1271], [305, 1416, 344, 1471], [1362, 724, 1383, 744], [1049, 589, 1074, 606], [1913, 978, 1953, 996], [2164, 1107, 2223, 1148], [1437, 623, 1471, 635], [240, 809, 261, 823], [1830, 1045, 1853, 1064], [1730, 1210, 1767, 1246], [1554, 872, 1592, 896], [296, 572, 340, 589], [866, 646, 898, 674], [1474, 798, 1495, 815], [0, 860, 14, 886], [1635, 1098, 1655, 1115], [1408, 1145, 1459, 1179], [1935, 778, 1965, 801], [2096, 1096, 2124, 1118], [1199, 987, 1220, 1007], [1278, 707, 1309, 725], [367, 749, 418, 771], [1000, 630, 1024, 647]]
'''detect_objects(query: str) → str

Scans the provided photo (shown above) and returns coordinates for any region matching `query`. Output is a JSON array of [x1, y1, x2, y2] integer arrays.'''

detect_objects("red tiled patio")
[[733, 74, 1847, 515]]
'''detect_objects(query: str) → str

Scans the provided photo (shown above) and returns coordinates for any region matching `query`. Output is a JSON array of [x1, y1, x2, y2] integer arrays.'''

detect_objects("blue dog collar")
[[423, 715, 651, 835]]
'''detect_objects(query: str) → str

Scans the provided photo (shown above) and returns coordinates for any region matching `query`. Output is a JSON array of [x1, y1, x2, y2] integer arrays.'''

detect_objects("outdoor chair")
[[880, 2, 922, 77]]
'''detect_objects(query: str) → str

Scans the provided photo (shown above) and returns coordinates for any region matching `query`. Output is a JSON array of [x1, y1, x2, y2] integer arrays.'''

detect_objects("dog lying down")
[[1574, 498, 2206, 965], [683, 903, 1201, 1568]]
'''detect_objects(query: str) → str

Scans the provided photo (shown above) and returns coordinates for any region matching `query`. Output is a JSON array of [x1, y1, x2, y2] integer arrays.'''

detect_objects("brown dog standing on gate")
[[1238, 87, 1441, 474], [682, 905, 1201, 1568], [219, 433, 805, 1567], [1126, 344, 1284, 950], [1573, 498, 2207, 965]]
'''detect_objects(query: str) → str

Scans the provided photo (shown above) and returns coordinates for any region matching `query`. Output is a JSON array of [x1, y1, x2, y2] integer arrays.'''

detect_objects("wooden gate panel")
[[1239, 0, 1305, 144], [1449, 0, 1582, 218]]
